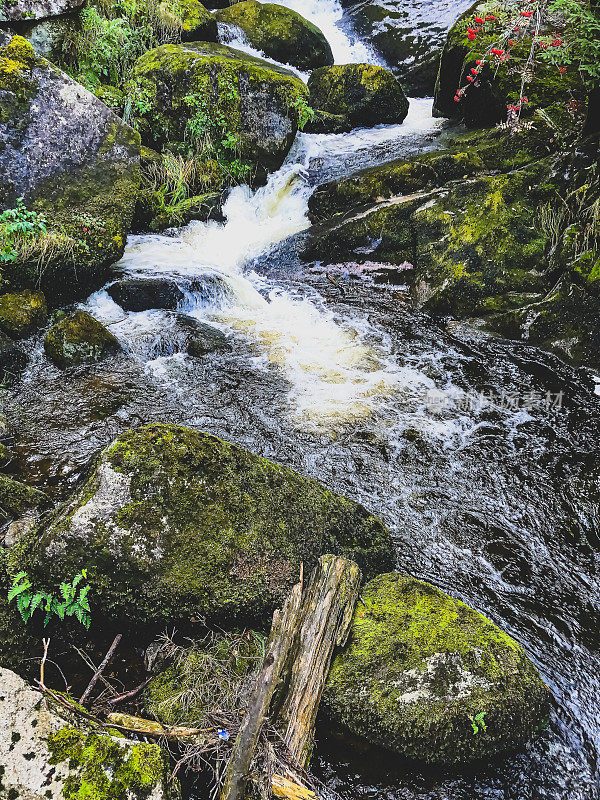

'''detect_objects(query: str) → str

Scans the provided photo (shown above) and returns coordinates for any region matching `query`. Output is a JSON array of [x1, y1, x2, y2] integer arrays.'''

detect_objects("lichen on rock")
[[43, 310, 121, 367], [13, 423, 395, 628], [0, 289, 48, 339], [308, 63, 409, 127], [322, 573, 549, 764]]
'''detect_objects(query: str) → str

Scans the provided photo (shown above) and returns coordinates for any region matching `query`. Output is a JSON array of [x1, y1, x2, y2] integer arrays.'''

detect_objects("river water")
[[3, 1, 600, 798]]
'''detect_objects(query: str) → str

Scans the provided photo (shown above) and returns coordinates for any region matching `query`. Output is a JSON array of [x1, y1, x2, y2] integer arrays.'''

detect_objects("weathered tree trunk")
[[219, 555, 361, 800], [276, 555, 362, 768], [218, 581, 304, 800]]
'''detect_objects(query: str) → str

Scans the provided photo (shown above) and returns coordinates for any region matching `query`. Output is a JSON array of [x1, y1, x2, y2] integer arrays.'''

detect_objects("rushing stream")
[[3, 1, 600, 798]]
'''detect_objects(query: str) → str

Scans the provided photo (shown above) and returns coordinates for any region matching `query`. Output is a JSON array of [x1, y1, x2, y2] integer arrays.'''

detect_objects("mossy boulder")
[[170, 0, 218, 41], [216, 1, 333, 71], [128, 41, 308, 189], [13, 423, 394, 629], [0, 667, 179, 799], [305, 159, 553, 318], [0, 473, 47, 519], [308, 149, 485, 222], [0, 33, 140, 303], [43, 310, 120, 367], [433, 0, 586, 128], [308, 63, 409, 126], [0, 289, 47, 339], [322, 573, 549, 764]]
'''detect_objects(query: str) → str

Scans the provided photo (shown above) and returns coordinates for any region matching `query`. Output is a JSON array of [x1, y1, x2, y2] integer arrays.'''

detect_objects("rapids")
[[2, 3, 600, 800]]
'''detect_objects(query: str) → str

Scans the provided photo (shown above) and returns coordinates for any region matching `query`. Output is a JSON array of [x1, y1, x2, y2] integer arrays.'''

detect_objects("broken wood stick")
[[271, 774, 318, 800], [107, 712, 213, 742], [79, 634, 122, 705], [277, 555, 361, 768], [218, 580, 304, 800]]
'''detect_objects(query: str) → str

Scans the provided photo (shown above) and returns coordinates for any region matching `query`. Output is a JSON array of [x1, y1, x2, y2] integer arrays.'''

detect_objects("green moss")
[[0, 473, 47, 518], [323, 573, 549, 764], [17, 424, 394, 628], [0, 290, 47, 339], [308, 63, 409, 126], [43, 310, 120, 367], [47, 727, 176, 799], [215, 1, 332, 71], [128, 41, 307, 189]]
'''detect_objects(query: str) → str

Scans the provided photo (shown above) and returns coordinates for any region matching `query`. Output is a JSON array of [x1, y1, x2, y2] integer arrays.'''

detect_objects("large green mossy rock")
[[0, 667, 179, 799], [323, 573, 549, 765], [433, 0, 586, 128], [13, 424, 394, 628], [0, 290, 47, 339], [129, 41, 308, 189], [308, 63, 409, 126], [305, 160, 553, 317], [44, 310, 121, 367], [216, 1, 333, 71], [0, 33, 140, 304]]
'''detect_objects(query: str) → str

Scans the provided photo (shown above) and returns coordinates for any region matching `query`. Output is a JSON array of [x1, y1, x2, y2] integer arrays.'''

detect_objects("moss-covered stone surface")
[[0, 290, 48, 339], [129, 41, 308, 190], [13, 423, 394, 628], [0, 33, 140, 304], [0, 473, 47, 518], [322, 573, 549, 764], [216, 1, 333, 71], [433, 0, 586, 128], [44, 310, 121, 367], [308, 63, 409, 126], [173, 0, 218, 40], [0, 666, 179, 799]]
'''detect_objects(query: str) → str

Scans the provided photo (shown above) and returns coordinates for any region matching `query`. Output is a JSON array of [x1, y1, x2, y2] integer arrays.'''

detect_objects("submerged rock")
[[216, 1, 333, 71], [44, 310, 121, 367], [0, 289, 48, 339], [177, 316, 230, 355], [129, 41, 308, 189], [15, 423, 394, 628], [108, 277, 186, 311], [308, 63, 409, 127], [0, 667, 179, 799], [0, 33, 140, 303], [323, 573, 549, 764]]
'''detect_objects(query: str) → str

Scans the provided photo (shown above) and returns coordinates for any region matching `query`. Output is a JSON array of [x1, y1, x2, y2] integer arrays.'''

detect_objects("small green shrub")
[[8, 569, 91, 628], [0, 198, 48, 266]]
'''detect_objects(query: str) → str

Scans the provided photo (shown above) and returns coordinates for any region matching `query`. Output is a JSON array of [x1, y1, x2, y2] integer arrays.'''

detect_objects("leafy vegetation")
[[0, 198, 48, 265], [58, 0, 188, 90], [8, 569, 91, 628]]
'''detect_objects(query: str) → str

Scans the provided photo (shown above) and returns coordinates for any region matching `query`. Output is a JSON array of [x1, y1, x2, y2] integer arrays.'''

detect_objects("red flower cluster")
[[521, 10, 533, 16]]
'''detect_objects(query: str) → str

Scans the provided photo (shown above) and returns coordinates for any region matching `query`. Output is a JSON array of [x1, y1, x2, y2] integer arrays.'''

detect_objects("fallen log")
[[218, 581, 304, 800], [277, 555, 361, 768], [219, 554, 361, 800]]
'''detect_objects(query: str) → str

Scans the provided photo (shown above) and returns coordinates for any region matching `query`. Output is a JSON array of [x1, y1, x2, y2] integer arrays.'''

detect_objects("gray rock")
[[0, 33, 140, 303], [177, 316, 230, 355], [108, 278, 187, 312], [0, 0, 83, 23], [44, 310, 121, 367], [0, 667, 178, 799]]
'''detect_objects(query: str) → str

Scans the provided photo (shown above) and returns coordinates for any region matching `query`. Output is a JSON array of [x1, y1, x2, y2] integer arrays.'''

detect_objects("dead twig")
[[79, 634, 122, 706]]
